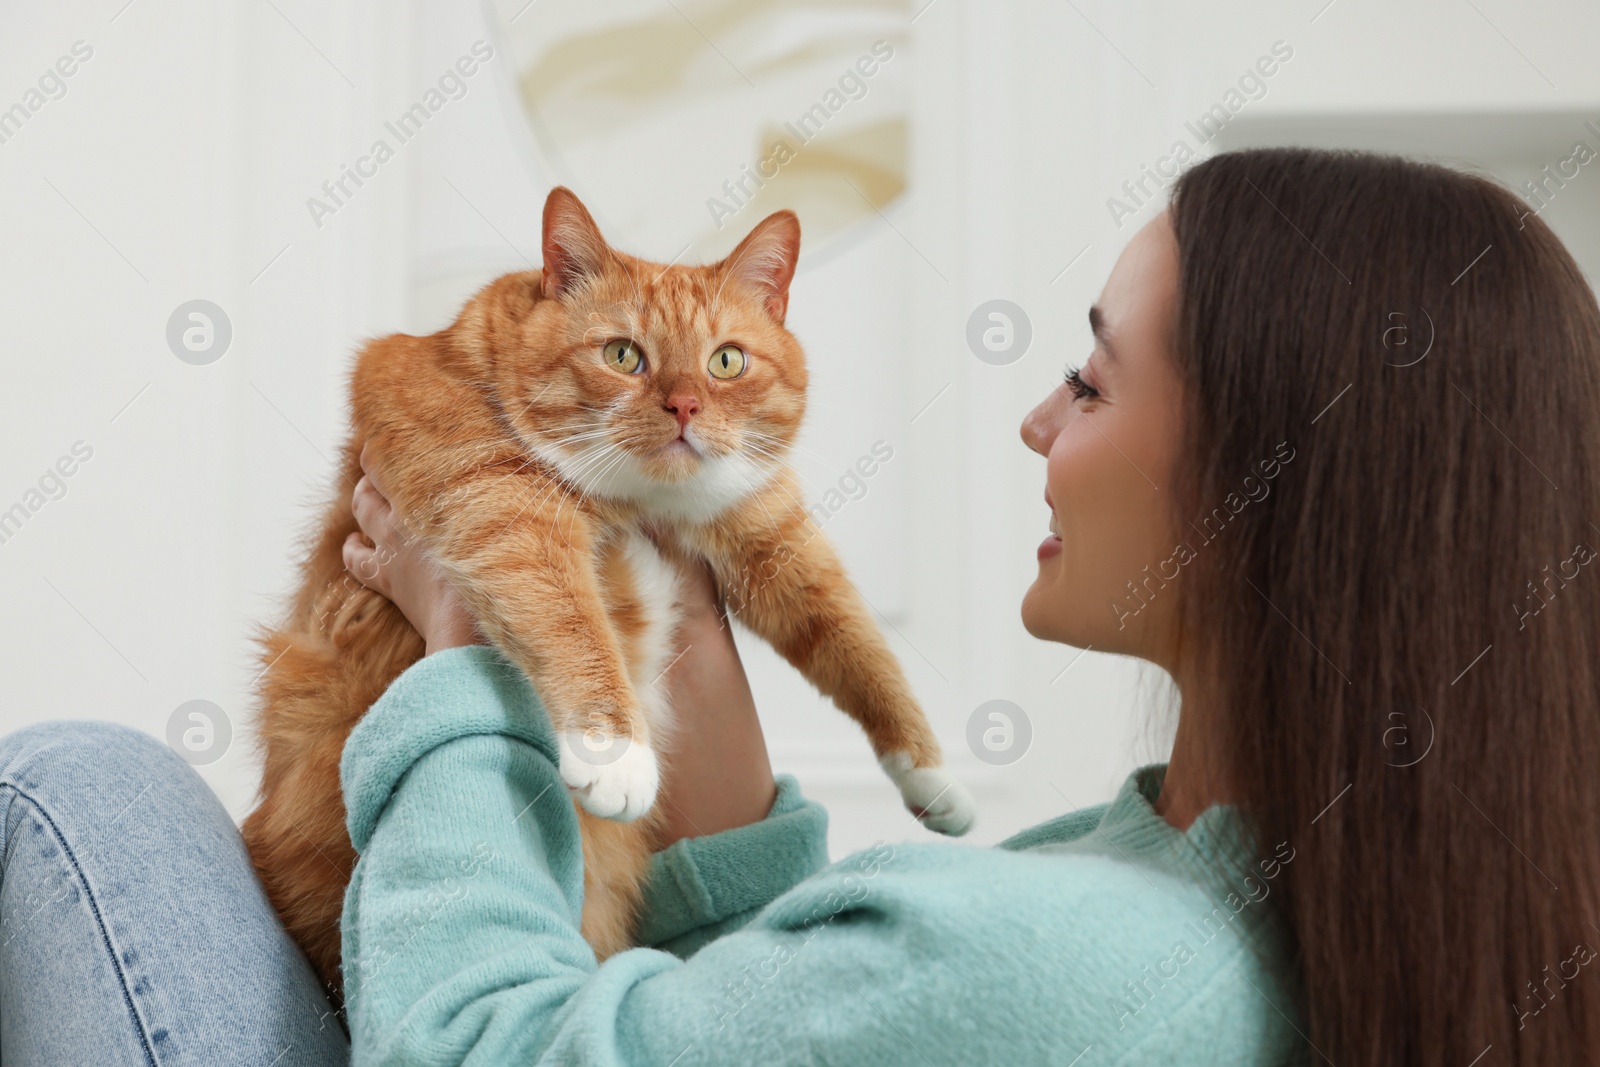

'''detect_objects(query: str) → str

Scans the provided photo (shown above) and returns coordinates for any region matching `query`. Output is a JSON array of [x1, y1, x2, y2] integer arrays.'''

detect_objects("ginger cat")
[[242, 187, 976, 994]]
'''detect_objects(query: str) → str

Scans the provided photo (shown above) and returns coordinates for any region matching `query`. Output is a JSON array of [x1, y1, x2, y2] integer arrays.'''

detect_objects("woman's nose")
[[1021, 386, 1070, 457]]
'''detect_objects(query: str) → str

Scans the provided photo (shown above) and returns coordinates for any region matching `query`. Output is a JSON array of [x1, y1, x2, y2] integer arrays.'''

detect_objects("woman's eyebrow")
[[1088, 304, 1118, 363]]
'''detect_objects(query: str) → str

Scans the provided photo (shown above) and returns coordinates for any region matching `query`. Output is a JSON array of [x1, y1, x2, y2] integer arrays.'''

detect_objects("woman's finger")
[[351, 476, 393, 544], [358, 441, 396, 502], [343, 530, 386, 589], [355, 448, 421, 552]]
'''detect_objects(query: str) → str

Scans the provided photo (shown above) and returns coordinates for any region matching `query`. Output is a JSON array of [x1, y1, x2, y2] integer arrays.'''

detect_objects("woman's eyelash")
[[1064, 364, 1099, 400]]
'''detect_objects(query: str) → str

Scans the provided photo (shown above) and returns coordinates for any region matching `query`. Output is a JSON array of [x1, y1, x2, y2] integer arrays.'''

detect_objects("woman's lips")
[[1039, 488, 1062, 559]]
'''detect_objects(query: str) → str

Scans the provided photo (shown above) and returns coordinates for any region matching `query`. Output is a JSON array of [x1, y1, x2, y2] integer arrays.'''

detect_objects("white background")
[[3, 0, 1598, 860]]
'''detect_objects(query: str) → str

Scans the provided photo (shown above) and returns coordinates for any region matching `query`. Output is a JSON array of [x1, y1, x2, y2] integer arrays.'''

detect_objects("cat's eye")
[[709, 344, 746, 380], [604, 338, 645, 374]]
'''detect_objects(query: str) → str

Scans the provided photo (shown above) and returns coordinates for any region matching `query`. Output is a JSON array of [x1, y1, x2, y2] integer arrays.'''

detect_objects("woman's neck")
[[1153, 672, 1228, 830]]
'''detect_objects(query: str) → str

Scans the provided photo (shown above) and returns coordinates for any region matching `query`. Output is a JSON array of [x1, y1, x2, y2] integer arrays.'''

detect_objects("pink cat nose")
[[665, 394, 701, 430]]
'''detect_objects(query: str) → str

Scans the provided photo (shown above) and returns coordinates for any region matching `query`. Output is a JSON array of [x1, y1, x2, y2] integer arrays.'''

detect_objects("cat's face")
[[502, 189, 807, 522]]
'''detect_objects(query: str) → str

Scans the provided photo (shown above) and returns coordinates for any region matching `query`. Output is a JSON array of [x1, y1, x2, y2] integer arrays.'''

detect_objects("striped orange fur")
[[241, 188, 974, 995]]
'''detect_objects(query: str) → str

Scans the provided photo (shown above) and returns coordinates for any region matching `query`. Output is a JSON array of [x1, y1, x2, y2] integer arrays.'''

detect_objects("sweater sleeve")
[[634, 772, 831, 957], [339, 645, 1300, 1067]]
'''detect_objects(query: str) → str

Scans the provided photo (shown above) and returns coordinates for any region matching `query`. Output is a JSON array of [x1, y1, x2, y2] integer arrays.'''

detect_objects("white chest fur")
[[607, 527, 687, 745], [527, 437, 777, 525]]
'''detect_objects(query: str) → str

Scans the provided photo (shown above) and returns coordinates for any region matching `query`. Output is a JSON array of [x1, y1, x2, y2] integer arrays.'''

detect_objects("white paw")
[[558, 730, 659, 821], [879, 752, 977, 836]]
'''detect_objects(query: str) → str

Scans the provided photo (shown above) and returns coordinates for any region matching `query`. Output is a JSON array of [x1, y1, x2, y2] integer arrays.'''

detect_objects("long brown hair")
[[1167, 147, 1600, 1064]]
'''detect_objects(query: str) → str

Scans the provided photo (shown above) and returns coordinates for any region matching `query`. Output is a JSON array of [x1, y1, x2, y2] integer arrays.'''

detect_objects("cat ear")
[[721, 210, 801, 323], [541, 187, 609, 299]]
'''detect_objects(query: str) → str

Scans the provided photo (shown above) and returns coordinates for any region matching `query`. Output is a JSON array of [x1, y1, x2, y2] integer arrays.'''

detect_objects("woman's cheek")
[[1045, 414, 1170, 641]]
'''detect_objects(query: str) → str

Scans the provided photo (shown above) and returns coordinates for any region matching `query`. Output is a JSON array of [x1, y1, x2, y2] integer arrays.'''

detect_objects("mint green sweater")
[[339, 645, 1306, 1065]]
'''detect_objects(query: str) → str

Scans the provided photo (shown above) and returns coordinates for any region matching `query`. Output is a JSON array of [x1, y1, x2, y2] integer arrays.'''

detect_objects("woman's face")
[[1020, 210, 1185, 665]]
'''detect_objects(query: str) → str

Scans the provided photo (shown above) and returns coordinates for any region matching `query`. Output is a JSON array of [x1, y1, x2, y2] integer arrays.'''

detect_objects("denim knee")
[[0, 719, 173, 789]]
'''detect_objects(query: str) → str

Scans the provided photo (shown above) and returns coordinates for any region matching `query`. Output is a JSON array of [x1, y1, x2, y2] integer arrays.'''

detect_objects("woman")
[[3, 146, 1597, 1065]]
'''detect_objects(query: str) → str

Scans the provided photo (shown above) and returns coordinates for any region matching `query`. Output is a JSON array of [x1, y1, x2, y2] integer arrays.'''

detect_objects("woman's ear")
[[720, 210, 801, 323], [541, 187, 609, 299]]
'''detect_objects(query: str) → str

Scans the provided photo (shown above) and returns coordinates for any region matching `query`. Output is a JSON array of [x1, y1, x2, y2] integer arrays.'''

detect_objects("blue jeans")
[[0, 720, 350, 1065]]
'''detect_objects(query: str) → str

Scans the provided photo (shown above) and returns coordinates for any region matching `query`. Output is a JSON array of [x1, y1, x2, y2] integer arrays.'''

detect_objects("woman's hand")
[[650, 553, 778, 847], [342, 443, 484, 657]]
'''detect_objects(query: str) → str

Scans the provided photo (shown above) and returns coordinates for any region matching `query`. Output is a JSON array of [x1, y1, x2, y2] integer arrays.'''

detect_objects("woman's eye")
[[709, 344, 746, 380], [604, 338, 645, 374], [1064, 364, 1099, 401]]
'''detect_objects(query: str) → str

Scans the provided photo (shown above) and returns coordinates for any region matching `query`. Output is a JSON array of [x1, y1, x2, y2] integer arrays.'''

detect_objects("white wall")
[[3, 0, 1598, 861]]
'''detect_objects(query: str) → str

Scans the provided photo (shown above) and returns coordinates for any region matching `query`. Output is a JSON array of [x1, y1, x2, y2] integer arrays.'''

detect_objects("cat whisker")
[[548, 427, 617, 447], [512, 465, 600, 545], [717, 462, 801, 548], [741, 430, 833, 470], [484, 437, 619, 541], [737, 464, 817, 532], [734, 439, 798, 475], [555, 443, 635, 548], [583, 445, 642, 520], [736, 440, 826, 495], [532, 441, 619, 511]]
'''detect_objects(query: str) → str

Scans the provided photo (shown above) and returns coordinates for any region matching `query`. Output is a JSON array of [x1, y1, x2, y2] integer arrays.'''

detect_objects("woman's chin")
[[1021, 579, 1097, 647], [1019, 585, 1054, 641]]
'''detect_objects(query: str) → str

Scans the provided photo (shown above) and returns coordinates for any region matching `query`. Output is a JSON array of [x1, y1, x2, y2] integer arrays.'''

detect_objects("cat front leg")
[[396, 467, 661, 822], [701, 505, 977, 836]]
